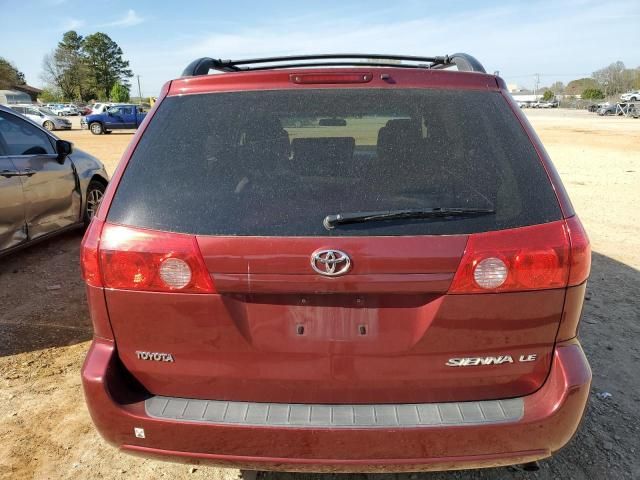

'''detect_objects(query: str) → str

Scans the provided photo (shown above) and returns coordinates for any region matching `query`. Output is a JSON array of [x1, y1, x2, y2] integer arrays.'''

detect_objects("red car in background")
[[80, 53, 591, 474]]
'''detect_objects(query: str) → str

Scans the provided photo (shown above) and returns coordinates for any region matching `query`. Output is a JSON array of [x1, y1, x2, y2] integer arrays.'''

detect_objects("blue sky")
[[1, 0, 639, 96]]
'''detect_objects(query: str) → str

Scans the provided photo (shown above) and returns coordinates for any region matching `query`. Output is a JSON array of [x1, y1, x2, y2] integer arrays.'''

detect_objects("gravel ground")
[[0, 109, 639, 480]]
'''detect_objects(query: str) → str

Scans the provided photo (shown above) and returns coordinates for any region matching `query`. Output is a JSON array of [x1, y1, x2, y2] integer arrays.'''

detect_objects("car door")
[[0, 137, 27, 252], [0, 111, 81, 241], [104, 107, 126, 129], [120, 107, 136, 128]]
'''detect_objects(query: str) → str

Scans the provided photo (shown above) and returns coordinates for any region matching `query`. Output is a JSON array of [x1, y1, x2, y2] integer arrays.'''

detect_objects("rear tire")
[[84, 180, 106, 226], [43, 121, 55, 131], [90, 122, 103, 135]]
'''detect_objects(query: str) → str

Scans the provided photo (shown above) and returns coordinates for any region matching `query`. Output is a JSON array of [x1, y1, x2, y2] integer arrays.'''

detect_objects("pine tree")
[[83, 33, 133, 100], [0, 57, 25, 89]]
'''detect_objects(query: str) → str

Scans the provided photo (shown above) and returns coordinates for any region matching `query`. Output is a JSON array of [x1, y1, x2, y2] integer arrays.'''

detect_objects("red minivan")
[[80, 53, 591, 473]]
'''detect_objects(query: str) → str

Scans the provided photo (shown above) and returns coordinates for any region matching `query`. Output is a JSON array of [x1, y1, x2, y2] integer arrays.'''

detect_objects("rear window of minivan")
[[107, 88, 562, 236]]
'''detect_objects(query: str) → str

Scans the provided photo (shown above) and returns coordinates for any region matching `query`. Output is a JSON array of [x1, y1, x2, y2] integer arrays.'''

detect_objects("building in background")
[[0, 89, 32, 105], [13, 84, 42, 102]]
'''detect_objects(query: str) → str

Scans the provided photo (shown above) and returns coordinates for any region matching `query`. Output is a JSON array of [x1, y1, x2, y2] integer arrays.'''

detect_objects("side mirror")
[[55, 139, 73, 163]]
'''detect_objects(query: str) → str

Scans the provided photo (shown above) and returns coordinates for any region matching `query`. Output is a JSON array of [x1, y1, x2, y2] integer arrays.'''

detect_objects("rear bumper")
[[82, 338, 590, 473]]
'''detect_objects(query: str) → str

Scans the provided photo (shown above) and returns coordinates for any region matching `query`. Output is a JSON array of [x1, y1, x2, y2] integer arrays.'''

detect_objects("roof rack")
[[181, 53, 486, 77]]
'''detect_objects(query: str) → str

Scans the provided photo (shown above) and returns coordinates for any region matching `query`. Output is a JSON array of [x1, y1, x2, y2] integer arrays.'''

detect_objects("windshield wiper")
[[323, 207, 495, 230]]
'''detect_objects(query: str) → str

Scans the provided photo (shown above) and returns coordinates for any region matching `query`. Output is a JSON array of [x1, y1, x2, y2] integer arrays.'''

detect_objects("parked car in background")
[[537, 101, 558, 109], [597, 104, 618, 116], [0, 104, 108, 256], [61, 104, 80, 116], [9, 104, 72, 131], [90, 103, 113, 115], [587, 102, 608, 113], [42, 103, 80, 116], [80, 52, 591, 474], [45, 104, 65, 115], [620, 90, 640, 102], [81, 104, 147, 134]]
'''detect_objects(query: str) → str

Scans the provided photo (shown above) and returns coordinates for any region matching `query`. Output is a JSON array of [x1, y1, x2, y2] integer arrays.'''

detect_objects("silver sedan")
[[9, 104, 72, 131], [0, 104, 108, 256]]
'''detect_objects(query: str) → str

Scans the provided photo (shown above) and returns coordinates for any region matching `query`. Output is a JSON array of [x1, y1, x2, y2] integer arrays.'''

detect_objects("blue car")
[[81, 104, 147, 134]]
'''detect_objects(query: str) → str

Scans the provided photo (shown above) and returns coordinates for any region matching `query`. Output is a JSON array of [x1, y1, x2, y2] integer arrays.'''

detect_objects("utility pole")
[[137, 75, 143, 104], [534, 73, 540, 98]]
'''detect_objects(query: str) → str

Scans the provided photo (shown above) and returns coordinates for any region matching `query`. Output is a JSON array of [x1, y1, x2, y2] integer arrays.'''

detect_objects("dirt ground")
[[1, 110, 639, 480]]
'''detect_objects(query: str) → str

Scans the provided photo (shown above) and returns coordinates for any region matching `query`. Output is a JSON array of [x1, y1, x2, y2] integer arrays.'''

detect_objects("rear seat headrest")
[[291, 137, 355, 161], [377, 119, 423, 161]]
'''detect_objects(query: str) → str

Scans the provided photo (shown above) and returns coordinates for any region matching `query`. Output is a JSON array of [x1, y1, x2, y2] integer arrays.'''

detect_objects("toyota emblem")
[[310, 249, 351, 277]]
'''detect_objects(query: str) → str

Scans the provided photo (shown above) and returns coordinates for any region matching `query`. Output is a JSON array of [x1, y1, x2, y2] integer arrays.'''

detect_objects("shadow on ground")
[[0, 229, 91, 357]]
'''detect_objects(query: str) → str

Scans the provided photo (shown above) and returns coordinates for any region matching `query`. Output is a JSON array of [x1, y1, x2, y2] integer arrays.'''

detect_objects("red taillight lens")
[[98, 223, 215, 293], [80, 218, 104, 287], [449, 220, 570, 293], [565, 216, 591, 286]]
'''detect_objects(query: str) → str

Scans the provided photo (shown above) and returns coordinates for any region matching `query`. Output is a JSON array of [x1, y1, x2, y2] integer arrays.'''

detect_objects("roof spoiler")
[[181, 53, 486, 77]]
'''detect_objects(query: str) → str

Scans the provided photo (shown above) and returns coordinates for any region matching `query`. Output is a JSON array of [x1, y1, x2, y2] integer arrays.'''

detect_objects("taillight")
[[97, 223, 215, 293], [565, 216, 591, 286], [449, 220, 570, 293], [80, 218, 104, 287], [290, 73, 373, 84]]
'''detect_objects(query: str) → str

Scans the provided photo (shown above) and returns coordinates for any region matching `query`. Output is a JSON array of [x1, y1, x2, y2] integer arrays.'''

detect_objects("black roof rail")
[[430, 53, 486, 73], [181, 53, 486, 77]]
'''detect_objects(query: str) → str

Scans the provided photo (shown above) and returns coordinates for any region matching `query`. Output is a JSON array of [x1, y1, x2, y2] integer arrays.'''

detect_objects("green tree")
[[0, 57, 26, 89], [542, 90, 554, 101], [59, 31, 94, 101], [38, 88, 62, 103], [110, 82, 130, 102], [42, 31, 91, 101], [83, 33, 133, 100], [565, 78, 599, 96], [582, 88, 605, 100], [592, 61, 627, 95]]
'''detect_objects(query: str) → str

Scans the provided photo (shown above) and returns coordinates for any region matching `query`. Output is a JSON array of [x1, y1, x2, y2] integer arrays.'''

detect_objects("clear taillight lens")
[[473, 257, 508, 289], [159, 258, 192, 289]]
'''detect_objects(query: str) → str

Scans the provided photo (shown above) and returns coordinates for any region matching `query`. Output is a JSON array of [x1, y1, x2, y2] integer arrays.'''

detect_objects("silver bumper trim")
[[145, 396, 524, 428]]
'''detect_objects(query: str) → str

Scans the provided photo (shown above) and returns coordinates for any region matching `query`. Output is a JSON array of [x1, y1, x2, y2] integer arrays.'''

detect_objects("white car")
[[620, 91, 640, 102], [45, 103, 66, 115], [91, 103, 114, 114], [61, 104, 80, 116]]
